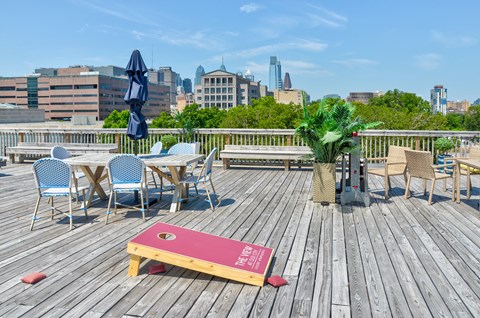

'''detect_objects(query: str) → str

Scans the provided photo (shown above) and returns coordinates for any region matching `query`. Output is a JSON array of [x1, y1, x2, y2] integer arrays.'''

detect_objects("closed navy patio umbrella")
[[125, 49, 149, 154]]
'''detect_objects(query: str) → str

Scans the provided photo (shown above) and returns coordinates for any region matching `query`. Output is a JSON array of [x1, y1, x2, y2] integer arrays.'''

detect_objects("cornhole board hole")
[[127, 222, 274, 286]]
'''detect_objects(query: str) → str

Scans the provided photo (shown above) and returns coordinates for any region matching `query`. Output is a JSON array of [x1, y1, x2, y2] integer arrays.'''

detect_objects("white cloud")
[[306, 4, 348, 28], [240, 3, 262, 13], [332, 58, 378, 67], [415, 53, 443, 70], [431, 31, 477, 48]]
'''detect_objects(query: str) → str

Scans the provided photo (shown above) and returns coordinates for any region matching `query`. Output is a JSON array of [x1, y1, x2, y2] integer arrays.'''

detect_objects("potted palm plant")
[[296, 99, 381, 203]]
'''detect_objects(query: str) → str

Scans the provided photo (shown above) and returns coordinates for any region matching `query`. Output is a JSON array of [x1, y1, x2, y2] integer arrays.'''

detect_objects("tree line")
[[103, 90, 480, 131]]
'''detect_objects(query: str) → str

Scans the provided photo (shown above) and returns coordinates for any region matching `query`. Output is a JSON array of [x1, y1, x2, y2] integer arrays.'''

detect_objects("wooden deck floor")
[[0, 163, 479, 317]]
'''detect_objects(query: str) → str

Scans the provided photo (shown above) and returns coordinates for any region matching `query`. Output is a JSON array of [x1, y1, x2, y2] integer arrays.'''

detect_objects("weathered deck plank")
[[0, 163, 478, 317]]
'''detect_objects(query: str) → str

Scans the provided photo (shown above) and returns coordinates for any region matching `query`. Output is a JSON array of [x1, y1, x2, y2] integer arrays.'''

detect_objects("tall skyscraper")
[[219, 57, 227, 72], [269, 56, 283, 91], [195, 65, 205, 86], [183, 78, 192, 94], [284, 72, 292, 90], [430, 85, 447, 115]]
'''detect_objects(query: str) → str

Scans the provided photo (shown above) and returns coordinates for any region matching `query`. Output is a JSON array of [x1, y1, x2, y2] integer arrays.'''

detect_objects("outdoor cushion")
[[460, 164, 480, 173], [149, 263, 167, 274], [266, 275, 288, 287], [21, 272, 47, 284]]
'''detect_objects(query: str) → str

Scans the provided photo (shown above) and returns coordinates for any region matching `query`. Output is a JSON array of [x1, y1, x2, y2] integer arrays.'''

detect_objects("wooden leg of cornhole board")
[[128, 254, 144, 277]]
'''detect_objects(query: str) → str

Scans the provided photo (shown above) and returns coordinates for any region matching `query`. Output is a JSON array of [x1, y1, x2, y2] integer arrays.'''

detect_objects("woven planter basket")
[[312, 162, 336, 203]]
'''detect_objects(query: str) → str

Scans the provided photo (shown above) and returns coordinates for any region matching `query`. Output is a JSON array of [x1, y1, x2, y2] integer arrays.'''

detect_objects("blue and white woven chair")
[[106, 154, 148, 224], [180, 148, 220, 210], [31, 158, 88, 231], [51, 145, 85, 199]]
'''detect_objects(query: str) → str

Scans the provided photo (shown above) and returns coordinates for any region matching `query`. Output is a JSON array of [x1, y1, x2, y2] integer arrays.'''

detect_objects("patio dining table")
[[454, 158, 480, 209], [64, 153, 204, 212]]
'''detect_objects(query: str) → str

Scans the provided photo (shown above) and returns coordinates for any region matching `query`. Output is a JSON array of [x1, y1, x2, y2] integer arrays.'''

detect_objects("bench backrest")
[[223, 145, 311, 152]]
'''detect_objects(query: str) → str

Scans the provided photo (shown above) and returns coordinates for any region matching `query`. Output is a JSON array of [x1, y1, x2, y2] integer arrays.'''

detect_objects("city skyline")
[[1, 1, 479, 102]]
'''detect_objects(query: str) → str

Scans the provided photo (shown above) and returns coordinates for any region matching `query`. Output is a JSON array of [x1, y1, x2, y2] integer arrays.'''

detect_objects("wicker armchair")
[[368, 145, 409, 199], [404, 149, 454, 205]]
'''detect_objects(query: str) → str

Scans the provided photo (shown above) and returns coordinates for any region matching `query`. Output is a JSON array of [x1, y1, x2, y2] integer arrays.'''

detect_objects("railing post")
[[415, 136, 420, 150], [65, 132, 71, 143], [286, 135, 292, 146], [115, 133, 121, 153], [225, 134, 230, 145], [19, 132, 25, 143]]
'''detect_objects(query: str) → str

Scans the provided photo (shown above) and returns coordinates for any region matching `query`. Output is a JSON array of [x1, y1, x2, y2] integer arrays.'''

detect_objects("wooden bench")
[[220, 145, 312, 172], [6, 142, 119, 163]]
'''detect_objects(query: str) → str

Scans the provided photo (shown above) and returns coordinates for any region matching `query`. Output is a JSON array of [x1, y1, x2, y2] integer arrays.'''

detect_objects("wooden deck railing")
[[1, 127, 479, 160]]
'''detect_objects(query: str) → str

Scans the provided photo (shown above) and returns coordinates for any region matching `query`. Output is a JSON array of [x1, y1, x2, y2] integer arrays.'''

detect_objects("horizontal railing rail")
[[1, 127, 479, 161]]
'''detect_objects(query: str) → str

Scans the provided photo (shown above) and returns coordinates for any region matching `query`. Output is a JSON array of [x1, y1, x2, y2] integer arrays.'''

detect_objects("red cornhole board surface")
[[127, 222, 274, 286]]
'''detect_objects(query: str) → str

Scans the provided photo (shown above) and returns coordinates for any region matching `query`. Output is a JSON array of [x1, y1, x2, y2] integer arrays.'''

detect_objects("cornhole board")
[[127, 222, 274, 286]]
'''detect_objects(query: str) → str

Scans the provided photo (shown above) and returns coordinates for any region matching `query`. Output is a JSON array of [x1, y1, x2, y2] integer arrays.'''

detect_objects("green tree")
[[445, 113, 465, 130], [197, 107, 227, 128], [150, 112, 177, 128], [219, 105, 257, 128], [464, 106, 480, 131], [102, 109, 130, 128], [369, 89, 430, 113]]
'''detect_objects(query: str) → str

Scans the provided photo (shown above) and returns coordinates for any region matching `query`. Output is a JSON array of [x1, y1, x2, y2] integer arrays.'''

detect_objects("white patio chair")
[[180, 148, 220, 210], [156, 142, 197, 195], [31, 158, 88, 231], [106, 154, 148, 224], [147, 141, 163, 189]]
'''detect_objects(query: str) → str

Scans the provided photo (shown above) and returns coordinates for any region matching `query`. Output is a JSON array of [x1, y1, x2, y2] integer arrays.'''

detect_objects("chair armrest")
[[368, 157, 387, 162], [432, 163, 455, 169], [386, 161, 406, 166]]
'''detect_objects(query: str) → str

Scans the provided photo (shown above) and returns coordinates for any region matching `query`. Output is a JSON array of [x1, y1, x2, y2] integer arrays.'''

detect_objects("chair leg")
[[140, 189, 146, 221], [51, 197, 55, 220], [114, 192, 118, 214], [151, 171, 158, 188], [82, 189, 88, 219], [31, 196, 41, 231], [106, 191, 114, 225], [467, 170, 471, 199], [405, 175, 412, 199], [159, 175, 163, 200], [204, 181, 215, 211], [429, 179, 435, 205], [68, 194, 73, 230], [210, 179, 220, 204], [423, 179, 427, 196], [384, 175, 390, 199]]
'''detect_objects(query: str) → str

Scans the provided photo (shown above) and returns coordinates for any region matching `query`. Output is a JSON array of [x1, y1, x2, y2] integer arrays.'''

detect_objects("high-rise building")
[[273, 89, 306, 106], [195, 70, 267, 109], [269, 56, 283, 91], [0, 66, 170, 120], [183, 78, 192, 94], [195, 65, 205, 86], [151, 67, 179, 107], [430, 85, 447, 115], [447, 100, 469, 114], [244, 69, 254, 81], [284, 72, 292, 90], [219, 58, 227, 72], [346, 91, 382, 104]]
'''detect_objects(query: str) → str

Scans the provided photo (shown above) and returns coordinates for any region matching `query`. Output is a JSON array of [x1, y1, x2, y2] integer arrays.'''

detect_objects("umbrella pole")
[[134, 140, 139, 202]]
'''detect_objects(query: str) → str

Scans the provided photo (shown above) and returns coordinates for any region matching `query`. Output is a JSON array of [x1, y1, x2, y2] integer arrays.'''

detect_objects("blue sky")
[[1, 0, 479, 102]]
